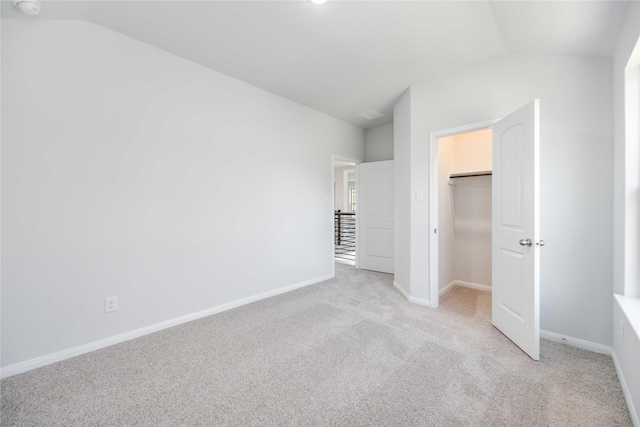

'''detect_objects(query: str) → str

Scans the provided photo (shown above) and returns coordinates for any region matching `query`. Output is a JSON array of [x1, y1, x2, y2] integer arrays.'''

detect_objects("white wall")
[[452, 129, 492, 173], [397, 53, 614, 346], [334, 166, 345, 212], [613, 1, 640, 299], [1, 19, 365, 368], [612, 2, 640, 423], [452, 176, 492, 287], [437, 136, 456, 291], [334, 166, 355, 212], [346, 174, 356, 212], [393, 91, 411, 296], [365, 123, 394, 162], [450, 130, 492, 287]]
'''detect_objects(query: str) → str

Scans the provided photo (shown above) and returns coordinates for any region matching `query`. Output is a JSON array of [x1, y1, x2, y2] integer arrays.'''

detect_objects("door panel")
[[499, 125, 524, 228], [499, 248, 525, 320], [366, 228, 393, 258], [492, 100, 540, 360], [358, 160, 394, 274]]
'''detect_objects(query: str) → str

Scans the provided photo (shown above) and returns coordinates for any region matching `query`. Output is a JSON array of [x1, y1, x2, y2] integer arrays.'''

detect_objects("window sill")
[[614, 294, 640, 340]]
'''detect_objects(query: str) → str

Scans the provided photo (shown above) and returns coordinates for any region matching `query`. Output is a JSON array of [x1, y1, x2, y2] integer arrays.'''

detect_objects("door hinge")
[[434, 228, 437, 234]]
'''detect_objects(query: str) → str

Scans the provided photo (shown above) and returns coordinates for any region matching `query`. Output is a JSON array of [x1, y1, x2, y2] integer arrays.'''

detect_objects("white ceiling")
[[2, 0, 632, 129]]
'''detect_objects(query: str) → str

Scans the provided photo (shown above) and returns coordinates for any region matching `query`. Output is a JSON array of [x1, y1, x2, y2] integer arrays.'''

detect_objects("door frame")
[[428, 118, 500, 308], [331, 155, 361, 276]]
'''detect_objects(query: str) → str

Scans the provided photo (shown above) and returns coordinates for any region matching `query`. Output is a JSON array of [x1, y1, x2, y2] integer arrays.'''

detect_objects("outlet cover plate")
[[105, 296, 118, 313]]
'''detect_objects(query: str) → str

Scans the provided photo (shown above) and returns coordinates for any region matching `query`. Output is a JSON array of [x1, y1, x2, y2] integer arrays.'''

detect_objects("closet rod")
[[449, 170, 492, 179]]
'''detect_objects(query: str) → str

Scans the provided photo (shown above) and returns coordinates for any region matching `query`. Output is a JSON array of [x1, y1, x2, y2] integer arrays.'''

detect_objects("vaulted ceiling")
[[2, 1, 632, 129]]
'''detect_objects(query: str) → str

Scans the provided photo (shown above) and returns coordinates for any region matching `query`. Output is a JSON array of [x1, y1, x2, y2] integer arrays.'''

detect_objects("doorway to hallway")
[[333, 158, 357, 265]]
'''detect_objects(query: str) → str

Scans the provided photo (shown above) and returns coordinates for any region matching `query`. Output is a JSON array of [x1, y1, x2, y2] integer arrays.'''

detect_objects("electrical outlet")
[[285, 261, 291, 272], [105, 296, 118, 313], [618, 319, 624, 338]]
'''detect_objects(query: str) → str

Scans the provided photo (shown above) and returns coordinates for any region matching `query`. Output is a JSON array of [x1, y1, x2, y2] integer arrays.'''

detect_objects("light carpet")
[[1, 263, 632, 426]]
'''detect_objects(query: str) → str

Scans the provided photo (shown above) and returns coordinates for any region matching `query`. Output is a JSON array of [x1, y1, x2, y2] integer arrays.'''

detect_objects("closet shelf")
[[449, 170, 492, 179]]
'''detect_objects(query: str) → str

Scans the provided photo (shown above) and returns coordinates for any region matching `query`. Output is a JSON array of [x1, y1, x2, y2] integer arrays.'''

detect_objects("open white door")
[[357, 160, 394, 274], [492, 100, 541, 360]]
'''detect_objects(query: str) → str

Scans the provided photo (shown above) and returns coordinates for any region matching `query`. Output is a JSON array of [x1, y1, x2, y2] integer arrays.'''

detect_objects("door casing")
[[428, 118, 500, 308]]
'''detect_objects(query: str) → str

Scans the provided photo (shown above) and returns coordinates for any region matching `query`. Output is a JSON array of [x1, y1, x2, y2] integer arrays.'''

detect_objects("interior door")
[[357, 160, 394, 274], [492, 99, 541, 360]]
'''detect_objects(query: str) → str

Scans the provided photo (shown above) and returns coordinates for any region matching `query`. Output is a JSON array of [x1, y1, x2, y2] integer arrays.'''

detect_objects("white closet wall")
[[452, 131, 492, 172], [438, 136, 457, 292], [452, 176, 492, 286]]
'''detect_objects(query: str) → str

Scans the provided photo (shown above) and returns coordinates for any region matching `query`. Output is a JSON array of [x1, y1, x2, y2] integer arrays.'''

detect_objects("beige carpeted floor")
[[1, 263, 632, 426]]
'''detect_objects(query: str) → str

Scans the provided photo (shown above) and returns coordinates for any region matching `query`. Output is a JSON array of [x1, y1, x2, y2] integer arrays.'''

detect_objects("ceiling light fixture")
[[309, 0, 328, 5], [12, 0, 41, 16]]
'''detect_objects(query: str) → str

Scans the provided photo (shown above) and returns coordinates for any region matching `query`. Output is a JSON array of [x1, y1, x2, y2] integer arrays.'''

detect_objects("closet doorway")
[[429, 119, 498, 309], [429, 102, 541, 360]]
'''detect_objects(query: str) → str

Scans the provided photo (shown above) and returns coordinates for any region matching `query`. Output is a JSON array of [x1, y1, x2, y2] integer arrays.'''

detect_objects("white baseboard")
[[540, 329, 612, 355], [454, 280, 492, 293], [612, 350, 640, 427], [393, 280, 410, 300], [393, 281, 431, 307], [439, 280, 491, 297], [439, 281, 456, 296], [0, 273, 334, 379], [409, 296, 431, 306]]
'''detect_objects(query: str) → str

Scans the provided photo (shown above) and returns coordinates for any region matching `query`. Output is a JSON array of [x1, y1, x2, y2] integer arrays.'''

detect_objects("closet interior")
[[437, 129, 493, 296]]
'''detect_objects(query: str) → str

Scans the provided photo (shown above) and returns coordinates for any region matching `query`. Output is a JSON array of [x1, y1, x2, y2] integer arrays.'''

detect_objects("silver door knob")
[[536, 240, 545, 247], [519, 238, 533, 247]]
